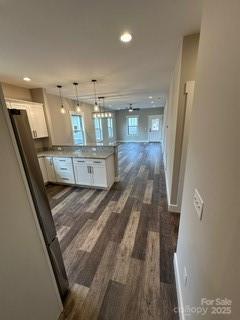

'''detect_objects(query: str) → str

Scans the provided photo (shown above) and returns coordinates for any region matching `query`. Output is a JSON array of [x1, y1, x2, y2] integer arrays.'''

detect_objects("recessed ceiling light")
[[148, 96, 153, 99], [23, 77, 31, 82], [120, 32, 132, 43]]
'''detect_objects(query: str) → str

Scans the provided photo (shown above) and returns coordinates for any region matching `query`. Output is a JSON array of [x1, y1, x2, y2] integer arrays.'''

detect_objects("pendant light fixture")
[[93, 96, 112, 118], [57, 85, 66, 114], [129, 103, 133, 112], [92, 79, 100, 112], [73, 82, 81, 112]]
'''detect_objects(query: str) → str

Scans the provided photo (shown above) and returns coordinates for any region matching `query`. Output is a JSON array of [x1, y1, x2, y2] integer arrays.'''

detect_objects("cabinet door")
[[38, 157, 48, 183], [74, 163, 92, 186], [10, 103, 35, 137], [45, 157, 56, 182], [28, 104, 48, 139], [92, 165, 107, 188]]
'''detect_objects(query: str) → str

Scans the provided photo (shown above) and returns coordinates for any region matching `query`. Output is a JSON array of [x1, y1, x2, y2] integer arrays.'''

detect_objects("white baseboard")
[[174, 253, 185, 320], [117, 140, 149, 143], [164, 166, 181, 213], [168, 204, 181, 213]]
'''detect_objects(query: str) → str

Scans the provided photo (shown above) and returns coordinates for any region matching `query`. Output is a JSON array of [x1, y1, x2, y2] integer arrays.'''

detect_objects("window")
[[71, 114, 85, 144], [94, 118, 103, 142], [127, 116, 138, 135], [107, 118, 113, 138], [151, 118, 160, 131]]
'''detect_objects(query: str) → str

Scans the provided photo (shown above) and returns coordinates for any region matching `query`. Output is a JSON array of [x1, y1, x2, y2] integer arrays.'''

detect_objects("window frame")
[[127, 115, 139, 136], [70, 112, 86, 145], [94, 117, 103, 142], [107, 118, 113, 138]]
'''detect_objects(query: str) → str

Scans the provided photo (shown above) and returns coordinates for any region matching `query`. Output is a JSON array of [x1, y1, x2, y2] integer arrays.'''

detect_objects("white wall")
[[164, 34, 199, 212], [0, 86, 62, 320], [175, 1, 240, 319], [46, 93, 96, 145], [116, 107, 164, 142]]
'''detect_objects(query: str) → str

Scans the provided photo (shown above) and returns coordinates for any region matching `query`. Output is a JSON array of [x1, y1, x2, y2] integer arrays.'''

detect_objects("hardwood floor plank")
[[112, 209, 140, 284], [80, 201, 116, 252], [52, 186, 72, 200], [85, 190, 108, 213], [63, 219, 96, 274], [143, 180, 154, 204], [139, 231, 160, 320], [51, 190, 82, 216], [118, 258, 143, 320], [57, 225, 70, 242], [160, 282, 179, 320], [79, 241, 118, 320], [76, 211, 118, 287], [63, 283, 89, 320], [98, 280, 125, 320], [114, 183, 133, 213]]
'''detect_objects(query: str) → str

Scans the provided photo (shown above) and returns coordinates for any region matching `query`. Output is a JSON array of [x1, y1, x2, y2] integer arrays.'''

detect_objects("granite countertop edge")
[[37, 150, 114, 159]]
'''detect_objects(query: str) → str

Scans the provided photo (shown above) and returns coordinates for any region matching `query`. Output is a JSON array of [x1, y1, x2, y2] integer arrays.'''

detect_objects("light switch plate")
[[193, 189, 204, 220]]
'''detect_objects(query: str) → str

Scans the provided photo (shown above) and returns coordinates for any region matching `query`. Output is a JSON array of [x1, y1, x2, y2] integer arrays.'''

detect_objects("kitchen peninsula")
[[37, 143, 119, 189]]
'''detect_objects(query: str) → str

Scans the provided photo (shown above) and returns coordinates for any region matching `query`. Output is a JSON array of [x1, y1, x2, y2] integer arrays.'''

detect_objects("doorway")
[[148, 115, 163, 142]]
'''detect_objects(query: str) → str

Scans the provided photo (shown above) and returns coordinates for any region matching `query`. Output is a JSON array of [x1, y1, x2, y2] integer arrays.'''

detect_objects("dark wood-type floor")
[[46, 143, 179, 320]]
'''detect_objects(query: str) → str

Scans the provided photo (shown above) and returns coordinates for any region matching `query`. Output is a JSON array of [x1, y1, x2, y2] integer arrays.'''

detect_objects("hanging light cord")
[[58, 86, 63, 107], [93, 81, 97, 104], [74, 83, 80, 106]]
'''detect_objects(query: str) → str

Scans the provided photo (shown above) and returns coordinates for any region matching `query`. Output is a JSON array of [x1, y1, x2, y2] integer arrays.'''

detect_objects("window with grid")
[[94, 118, 103, 141], [127, 117, 138, 135], [107, 118, 113, 138], [71, 114, 85, 144]]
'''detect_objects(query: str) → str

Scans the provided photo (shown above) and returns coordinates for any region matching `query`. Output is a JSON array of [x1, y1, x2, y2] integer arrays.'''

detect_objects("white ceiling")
[[0, 0, 202, 110]]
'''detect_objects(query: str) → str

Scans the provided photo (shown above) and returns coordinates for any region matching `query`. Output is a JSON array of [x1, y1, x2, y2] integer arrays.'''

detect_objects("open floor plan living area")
[[1, 1, 239, 320]]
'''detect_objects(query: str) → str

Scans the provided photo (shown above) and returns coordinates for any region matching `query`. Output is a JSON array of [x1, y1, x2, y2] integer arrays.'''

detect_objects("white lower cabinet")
[[73, 160, 93, 186], [38, 154, 115, 189], [44, 157, 56, 182], [53, 157, 75, 184], [73, 156, 114, 189], [91, 165, 107, 188]]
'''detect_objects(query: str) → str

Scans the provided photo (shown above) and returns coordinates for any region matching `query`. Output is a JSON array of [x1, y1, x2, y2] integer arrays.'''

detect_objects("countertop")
[[37, 150, 114, 159]]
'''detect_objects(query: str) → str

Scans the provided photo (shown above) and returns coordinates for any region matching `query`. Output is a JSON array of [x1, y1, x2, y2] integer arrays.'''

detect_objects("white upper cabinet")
[[28, 104, 48, 138], [6, 99, 48, 139]]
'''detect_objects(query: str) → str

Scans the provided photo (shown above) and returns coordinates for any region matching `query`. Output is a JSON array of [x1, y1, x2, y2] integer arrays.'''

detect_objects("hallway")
[[47, 143, 179, 319]]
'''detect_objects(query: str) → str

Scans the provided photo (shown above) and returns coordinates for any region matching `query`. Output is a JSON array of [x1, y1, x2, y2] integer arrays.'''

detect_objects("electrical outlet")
[[193, 189, 204, 220], [184, 267, 188, 287]]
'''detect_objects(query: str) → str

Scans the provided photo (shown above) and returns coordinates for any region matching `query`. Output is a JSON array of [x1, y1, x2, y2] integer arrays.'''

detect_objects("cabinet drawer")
[[73, 158, 106, 166], [91, 159, 105, 166], [54, 164, 73, 173], [73, 158, 88, 165], [55, 169, 75, 183], [56, 176, 75, 184], [53, 157, 72, 166]]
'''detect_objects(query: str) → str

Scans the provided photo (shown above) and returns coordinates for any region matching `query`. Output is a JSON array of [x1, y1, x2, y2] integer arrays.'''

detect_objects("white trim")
[[164, 164, 181, 213], [69, 112, 86, 145], [174, 253, 185, 320], [117, 140, 149, 143], [5, 97, 43, 106], [168, 204, 180, 213]]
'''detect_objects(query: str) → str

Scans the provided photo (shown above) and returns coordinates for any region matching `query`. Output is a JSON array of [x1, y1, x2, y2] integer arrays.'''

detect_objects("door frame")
[[148, 114, 163, 142]]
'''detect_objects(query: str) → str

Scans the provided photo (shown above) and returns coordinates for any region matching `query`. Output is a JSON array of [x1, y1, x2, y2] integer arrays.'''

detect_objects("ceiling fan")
[[127, 103, 140, 112]]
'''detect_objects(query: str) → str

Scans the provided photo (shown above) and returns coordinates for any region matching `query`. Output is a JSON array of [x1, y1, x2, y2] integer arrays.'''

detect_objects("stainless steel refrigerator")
[[9, 108, 69, 300]]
